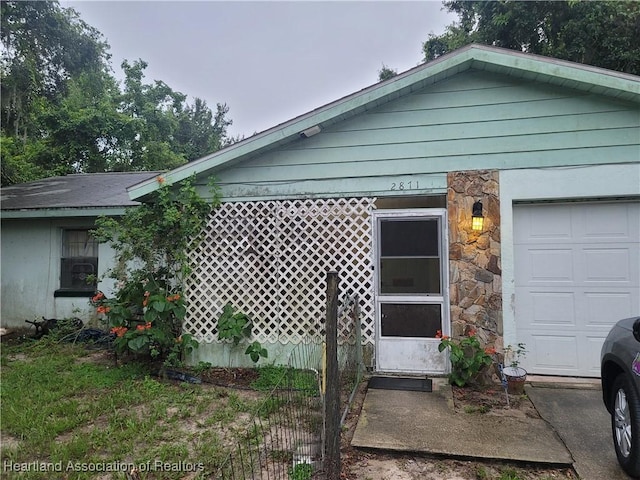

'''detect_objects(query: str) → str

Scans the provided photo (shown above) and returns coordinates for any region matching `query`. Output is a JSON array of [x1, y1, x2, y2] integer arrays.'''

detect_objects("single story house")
[[128, 44, 639, 377], [1, 172, 159, 326], [3, 44, 638, 378]]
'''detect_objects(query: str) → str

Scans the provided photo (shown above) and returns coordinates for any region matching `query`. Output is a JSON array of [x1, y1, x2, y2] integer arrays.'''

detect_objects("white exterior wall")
[[1, 218, 118, 328], [500, 163, 640, 349]]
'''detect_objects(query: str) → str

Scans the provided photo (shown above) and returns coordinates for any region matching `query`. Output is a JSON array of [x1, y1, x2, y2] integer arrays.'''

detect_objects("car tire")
[[611, 373, 640, 478]]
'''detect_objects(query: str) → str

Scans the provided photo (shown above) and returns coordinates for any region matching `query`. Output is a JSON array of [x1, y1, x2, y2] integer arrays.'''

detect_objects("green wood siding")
[[210, 70, 639, 201]]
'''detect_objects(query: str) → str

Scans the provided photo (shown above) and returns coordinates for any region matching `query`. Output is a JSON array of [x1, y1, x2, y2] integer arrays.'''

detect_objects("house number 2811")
[[390, 181, 419, 191]]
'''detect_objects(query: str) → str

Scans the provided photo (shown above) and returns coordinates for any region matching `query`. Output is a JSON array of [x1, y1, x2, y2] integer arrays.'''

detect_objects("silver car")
[[601, 316, 640, 478]]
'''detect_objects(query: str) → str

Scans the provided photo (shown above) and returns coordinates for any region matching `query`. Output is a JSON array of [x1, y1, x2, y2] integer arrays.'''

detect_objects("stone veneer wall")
[[447, 170, 502, 349]]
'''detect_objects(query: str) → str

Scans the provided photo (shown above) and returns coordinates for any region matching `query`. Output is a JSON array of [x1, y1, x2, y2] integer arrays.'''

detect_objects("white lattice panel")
[[185, 198, 375, 346]]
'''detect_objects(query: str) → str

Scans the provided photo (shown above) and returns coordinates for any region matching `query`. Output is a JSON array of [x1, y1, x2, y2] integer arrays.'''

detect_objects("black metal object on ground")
[[162, 369, 202, 384], [23, 318, 116, 349], [25, 317, 84, 338], [368, 376, 433, 392], [61, 328, 114, 348]]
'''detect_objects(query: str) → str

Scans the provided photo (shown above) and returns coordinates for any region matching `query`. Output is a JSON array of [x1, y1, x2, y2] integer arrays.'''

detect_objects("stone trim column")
[[447, 170, 502, 349]]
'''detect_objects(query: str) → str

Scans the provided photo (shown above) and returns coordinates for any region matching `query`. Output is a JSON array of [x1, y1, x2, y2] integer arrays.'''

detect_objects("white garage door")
[[514, 201, 640, 377]]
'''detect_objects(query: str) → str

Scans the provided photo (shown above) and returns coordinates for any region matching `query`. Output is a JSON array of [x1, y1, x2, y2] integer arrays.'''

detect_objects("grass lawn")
[[0, 337, 274, 479]]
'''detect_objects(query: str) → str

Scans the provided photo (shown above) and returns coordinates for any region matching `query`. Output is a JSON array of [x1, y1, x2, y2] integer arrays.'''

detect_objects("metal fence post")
[[324, 271, 340, 479]]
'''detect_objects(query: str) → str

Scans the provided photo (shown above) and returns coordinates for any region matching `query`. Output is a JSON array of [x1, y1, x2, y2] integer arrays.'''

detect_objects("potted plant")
[[503, 343, 528, 395]]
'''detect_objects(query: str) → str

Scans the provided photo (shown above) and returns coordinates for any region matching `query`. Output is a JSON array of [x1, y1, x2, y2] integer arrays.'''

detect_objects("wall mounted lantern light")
[[471, 200, 484, 231]]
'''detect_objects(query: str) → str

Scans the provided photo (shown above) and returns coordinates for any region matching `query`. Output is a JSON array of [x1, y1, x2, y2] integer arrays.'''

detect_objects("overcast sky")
[[65, 1, 455, 138]]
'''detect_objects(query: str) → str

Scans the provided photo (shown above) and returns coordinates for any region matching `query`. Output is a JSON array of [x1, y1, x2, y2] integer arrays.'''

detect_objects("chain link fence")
[[214, 290, 365, 479]]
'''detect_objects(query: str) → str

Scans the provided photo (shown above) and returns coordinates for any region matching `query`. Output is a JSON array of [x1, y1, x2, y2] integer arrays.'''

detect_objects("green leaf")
[[151, 301, 166, 312], [245, 341, 268, 363], [173, 305, 186, 320], [128, 335, 149, 352]]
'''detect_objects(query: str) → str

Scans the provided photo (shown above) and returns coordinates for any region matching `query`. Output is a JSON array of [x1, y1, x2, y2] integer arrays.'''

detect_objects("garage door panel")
[[515, 207, 573, 241], [583, 248, 631, 282], [530, 249, 574, 282], [515, 202, 640, 244], [584, 292, 635, 325], [584, 203, 640, 240], [530, 291, 575, 325], [515, 246, 574, 283], [518, 244, 637, 285], [520, 333, 605, 376], [579, 243, 639, 286], [518, 287, 637, 328], [528, 334, 579, 372], [516, 287, 576, 326], [514, 202, 640, 377]]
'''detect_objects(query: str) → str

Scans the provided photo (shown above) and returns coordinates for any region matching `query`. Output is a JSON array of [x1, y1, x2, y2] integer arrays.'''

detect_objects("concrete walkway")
[[351, 378, 629, 479], [527, 385, 628, 480]]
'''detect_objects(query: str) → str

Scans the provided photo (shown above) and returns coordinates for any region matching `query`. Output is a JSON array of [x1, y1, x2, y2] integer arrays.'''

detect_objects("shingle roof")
[[1, 172, 160, 212]]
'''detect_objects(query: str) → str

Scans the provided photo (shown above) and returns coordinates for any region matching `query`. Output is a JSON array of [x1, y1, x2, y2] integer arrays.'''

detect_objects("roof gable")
[[128, 44, 640, 201]]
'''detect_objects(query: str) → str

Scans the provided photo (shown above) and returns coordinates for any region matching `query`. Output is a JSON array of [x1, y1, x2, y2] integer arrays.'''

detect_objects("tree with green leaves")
[[378, 64, 398, 82], [1, 0, 114, 184], [113, 60, 235, 171], [1, 1, 235, 185], [173, 99, 234, 161], [114, 59, 187, 171], [41, 70, 130, 174], [423, 1, 640, 75], [1, 0, 110, 139]]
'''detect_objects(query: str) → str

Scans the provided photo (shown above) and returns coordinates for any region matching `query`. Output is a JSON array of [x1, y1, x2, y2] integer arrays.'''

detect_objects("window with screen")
[[379, 218, 441, 295], [59, 229, 98, 291]]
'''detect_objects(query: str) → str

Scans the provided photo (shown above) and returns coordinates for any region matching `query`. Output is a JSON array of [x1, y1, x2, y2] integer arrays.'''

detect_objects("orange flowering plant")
[[437, 328, 495, 387], [90, 178, 219, 367], [91, 276, 197, 365]]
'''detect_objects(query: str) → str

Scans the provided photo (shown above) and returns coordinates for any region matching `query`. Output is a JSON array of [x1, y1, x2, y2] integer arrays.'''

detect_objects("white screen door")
[[374, 209, 449, 373]]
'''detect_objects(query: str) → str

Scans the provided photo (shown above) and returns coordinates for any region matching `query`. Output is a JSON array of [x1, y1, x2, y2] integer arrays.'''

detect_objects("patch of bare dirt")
[[74, 349, 117, 366], [0, 327, 33, 345], [198, 367, 260, 388], [452, 384, 540, 418], [1, 432, 21, 451]]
